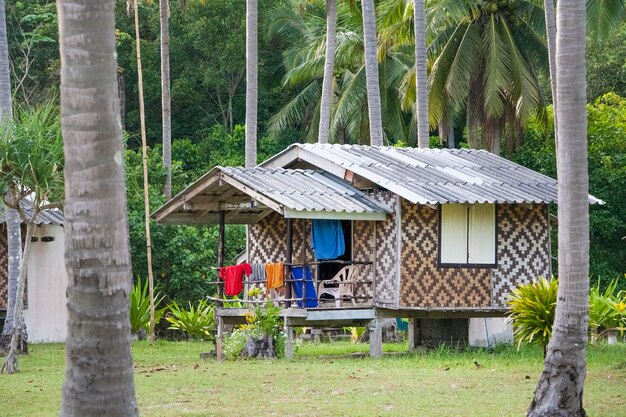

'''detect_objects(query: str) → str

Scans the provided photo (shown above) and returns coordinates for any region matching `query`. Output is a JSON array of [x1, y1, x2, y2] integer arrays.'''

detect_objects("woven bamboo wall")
[[399, 202, 551, 308], [0, 225, 7, 309], [400, 202, 491, 307], [352, 220, 375, 302], [491, 204, 551, 307], [368, 190, 399, 307]]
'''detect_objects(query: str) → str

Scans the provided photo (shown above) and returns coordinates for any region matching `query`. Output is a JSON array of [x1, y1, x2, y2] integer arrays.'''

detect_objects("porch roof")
[[262, 144, 604, 205], [152, 166, 392, 225]]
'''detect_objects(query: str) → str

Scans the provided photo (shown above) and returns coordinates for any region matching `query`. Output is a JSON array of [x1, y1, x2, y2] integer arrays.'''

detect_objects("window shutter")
[[440, 204, 468, 263], [468, 204, 496, 264]]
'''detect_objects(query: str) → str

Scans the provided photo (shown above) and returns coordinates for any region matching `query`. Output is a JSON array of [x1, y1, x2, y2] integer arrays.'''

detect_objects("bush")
[[129, 277, 167, 335], [165, 300, 216, 340], [507, 277, 558, 357], [590, 276, 626, 339]]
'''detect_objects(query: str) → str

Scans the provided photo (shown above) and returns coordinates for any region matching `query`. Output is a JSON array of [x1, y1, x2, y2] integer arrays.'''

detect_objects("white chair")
[[317, 265, 358, 307]]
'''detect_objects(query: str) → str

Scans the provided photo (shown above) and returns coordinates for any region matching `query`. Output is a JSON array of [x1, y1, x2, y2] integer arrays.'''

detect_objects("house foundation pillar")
[[284, 319, 294, 359], [369, 318, 382, 358], [408, 318, 418, 352]]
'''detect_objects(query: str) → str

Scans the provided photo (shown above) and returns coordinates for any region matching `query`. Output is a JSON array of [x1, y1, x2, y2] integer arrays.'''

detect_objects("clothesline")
[[203, 279, 374, 286]]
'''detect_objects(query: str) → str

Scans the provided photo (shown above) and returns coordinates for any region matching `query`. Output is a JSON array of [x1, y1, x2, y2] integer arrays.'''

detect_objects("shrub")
[[507, 277, 558, 357], [165, 300, 216, 340], [129, 277, 167, 335], [590, 276, 626, 339], [223, 301, 285, 359]]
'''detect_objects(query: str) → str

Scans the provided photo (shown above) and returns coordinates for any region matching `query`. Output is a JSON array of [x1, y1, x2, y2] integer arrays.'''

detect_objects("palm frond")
[[587, 0, 625, 43]]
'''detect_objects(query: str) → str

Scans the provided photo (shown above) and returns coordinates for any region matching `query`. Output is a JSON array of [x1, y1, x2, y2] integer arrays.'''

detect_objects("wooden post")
[[369, 318, 382, 358], [216, 210, 225, 361], [284, 318, 294, 359], [285, 218, 293, 306]]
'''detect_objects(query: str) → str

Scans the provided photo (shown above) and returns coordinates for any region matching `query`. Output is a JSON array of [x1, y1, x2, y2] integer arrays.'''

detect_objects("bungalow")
[[153, 144, 601, 357], [0, 201, 68, 343]]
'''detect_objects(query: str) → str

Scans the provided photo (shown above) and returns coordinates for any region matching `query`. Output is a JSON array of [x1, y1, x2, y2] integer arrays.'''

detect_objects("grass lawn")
[[1, 341, 625, 417]]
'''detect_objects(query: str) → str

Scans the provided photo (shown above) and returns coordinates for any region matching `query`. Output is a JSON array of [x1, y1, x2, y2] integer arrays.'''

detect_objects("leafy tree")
[[427, 0, 548, 154], [0, 104, 63, 373]]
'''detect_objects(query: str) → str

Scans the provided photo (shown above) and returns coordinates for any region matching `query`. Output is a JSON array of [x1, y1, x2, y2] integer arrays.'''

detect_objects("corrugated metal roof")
[[267, 144, 603, 205], [221, 167, 391, 215], [152, 166, 392, 225], [0, 198, 64, 225]]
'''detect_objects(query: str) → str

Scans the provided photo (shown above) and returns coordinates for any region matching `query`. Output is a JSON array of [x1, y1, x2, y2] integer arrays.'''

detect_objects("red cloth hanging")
[[219, 263, 252, 296]]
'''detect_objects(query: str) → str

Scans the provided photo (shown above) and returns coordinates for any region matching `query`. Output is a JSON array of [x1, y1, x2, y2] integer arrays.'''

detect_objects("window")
[[439, 204, 496, 267]]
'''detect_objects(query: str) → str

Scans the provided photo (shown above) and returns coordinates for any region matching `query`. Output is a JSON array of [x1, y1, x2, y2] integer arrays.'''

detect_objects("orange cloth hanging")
[[265, 262, 284, 290]]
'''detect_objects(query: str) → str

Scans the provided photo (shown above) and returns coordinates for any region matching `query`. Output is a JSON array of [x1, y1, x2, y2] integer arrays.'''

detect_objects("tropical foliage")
[[129, 277, 168, 335], [507, 276, 557, 357], [165, 299, 216, 340]]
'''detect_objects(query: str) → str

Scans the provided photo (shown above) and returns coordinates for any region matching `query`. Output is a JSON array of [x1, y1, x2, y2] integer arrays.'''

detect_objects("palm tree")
[[413, 0, 429, 148], [0, 105, 64, 374], [427, 0, 548, 154], [587, 0, 624, 41], [527, 1, 589, 415], [318, 0, 337, 144], [246, 0, 258, 167], [361, 0, 384, 145], [57, 0, 138, 414], [267, 1, 410, 144], [544, 0, 557, 152], [160, 0, 172, 199], [130, 0, 156, 343], [0, 0, 23, 354]]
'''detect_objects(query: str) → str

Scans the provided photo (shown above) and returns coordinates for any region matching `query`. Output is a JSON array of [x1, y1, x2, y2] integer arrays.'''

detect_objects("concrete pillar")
[[284, 319, 294, 359], [369, 318, 383, 358], [408, 318, 418, 352]]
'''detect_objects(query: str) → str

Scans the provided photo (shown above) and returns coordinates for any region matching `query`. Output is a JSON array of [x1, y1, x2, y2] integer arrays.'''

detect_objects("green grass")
[[1, 341, 625, 416]]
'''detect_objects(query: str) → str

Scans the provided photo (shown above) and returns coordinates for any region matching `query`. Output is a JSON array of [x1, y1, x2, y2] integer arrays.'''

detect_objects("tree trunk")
[[133, 0, 156, 344], [242, 334, 276, 359], [361, 0, 384, 146], [1, 222, 33, 374], [245, 0, 258, 167], [467, 75, 485, 149], [57, 0, 138, 414], [318, 0, 336, 144], [0, 200, 21, 350], [117, 73, 126, 131], [527, 1, 588, 416], [0, 0, 11, 119], [413, 0, 429, 148], [160, 0, 172, 201], [544, 0, 558, 153]]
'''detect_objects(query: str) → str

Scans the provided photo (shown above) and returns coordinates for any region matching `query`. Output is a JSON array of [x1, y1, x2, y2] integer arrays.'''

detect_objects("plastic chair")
[[317, 265, 358, 307]]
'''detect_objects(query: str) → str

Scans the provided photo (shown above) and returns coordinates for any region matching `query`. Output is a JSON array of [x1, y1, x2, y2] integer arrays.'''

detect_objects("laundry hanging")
[[219, 263, 251, 296], [311, 219, 345, 260]]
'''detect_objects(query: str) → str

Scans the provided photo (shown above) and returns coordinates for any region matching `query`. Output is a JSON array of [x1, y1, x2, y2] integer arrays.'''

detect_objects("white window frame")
[[438, 203, 497, 268]]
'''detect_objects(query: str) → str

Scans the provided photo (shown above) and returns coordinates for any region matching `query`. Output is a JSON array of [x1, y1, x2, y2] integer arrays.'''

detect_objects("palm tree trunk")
[[118, 73, 126, 131], [133, 0, 156, 344], [0, 199, 21, 345], [413, 0, 429, 148], [361, 0, 384, 146], [245, 0, 258, 167], [1, 222, 33, 374], [544, 0, 558, 153], [0, 0, 22, 354], [160, 0, 172, 200], [0, 0, 10, 118], [57, 0, 137, 414], [318, 0, 337, 144], [527, 1, 588, 416]]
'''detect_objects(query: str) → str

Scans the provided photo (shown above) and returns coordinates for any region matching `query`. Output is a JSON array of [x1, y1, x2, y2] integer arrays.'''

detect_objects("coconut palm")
[[361, 0, 384, 145], [318, 0, 337, 144], [160, 0, 172, 199], [427, 0, 548, 154], [246, 0, 258, 167], [527, 0, 589, 415], [587, 0, 624, 41], [0, 0, 23, 353], [0, 104, 64, 374], [413, 0, 429, 148], [57, 0, 138, 414], [267, 0, 410, 144]]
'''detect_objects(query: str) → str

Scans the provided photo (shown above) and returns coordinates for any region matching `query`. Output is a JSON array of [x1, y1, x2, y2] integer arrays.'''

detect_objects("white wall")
[[468, 317, 513, 347], [23, 225, 68, 343]]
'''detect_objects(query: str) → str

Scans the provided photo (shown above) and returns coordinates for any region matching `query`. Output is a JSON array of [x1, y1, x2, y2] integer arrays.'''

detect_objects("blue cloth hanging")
[[291, 266, 318, 308], [311, 219, 345, 260]]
